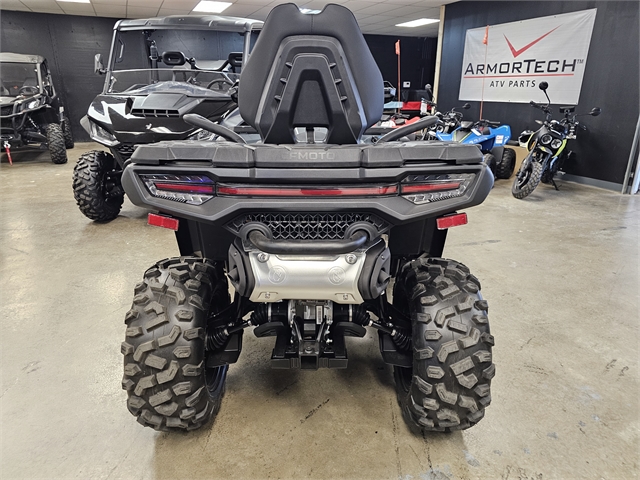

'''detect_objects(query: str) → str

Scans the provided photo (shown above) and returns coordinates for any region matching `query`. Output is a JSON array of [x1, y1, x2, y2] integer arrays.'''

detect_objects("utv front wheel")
[[393, 257, 494, 432], [62, 116, 74, 149], [45, 123, 67, 164], [73, 150, 124, 221], [121, 257, 230, 431]]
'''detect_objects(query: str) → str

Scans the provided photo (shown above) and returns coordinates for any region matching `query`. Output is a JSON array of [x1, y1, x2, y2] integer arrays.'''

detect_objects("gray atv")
[[119, 3, 495, 434], [0, 53, 73, 165], [72, 14, 262, 222]]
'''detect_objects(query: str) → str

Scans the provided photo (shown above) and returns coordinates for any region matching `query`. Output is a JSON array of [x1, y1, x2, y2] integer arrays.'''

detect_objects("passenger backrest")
[[238, 3, 384, 144]]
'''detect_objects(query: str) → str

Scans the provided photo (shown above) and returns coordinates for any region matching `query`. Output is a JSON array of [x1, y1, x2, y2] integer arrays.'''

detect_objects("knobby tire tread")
[[122, 257, 229, 432], [45, 123, 67, 164], [496, 148, 516, 179], [62, 116, 74, 149], [72, 150, 123, 221], [512, 160, 543, 199], [393, 257, 494, 432]]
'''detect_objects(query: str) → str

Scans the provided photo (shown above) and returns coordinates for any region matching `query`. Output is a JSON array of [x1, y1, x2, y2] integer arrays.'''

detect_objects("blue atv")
[[436, 119, 516, 179]]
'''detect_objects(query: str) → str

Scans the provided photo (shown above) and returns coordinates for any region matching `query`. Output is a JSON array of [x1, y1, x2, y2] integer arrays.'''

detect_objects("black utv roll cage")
[[95, 14, 264, 92]]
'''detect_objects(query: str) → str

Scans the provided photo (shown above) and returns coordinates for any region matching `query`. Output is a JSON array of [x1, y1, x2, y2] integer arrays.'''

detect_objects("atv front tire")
[[45, 123, 67, 164], [62, 116, 74, 149], [393, 257, 494, 432], [73, 150, 124, 221], [496, 147, 515, 179], [121, 257, 230, 431], [483, 153, 497, 178]]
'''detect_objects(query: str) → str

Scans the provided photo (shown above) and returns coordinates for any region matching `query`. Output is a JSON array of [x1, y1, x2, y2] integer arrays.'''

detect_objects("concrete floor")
[[1, 143, 638, 480]]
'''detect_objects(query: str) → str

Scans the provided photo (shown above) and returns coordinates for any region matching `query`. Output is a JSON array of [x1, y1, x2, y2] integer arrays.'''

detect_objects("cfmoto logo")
[[328, 267, 345, 285], [268, 266, 286, 284]]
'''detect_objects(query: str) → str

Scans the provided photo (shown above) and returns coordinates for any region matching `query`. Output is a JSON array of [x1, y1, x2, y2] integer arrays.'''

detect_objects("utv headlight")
[[540, 134, 553, 145], [550, 138, 563, 150], [25, 98, 42, 110], [90, 121, 119, 147]]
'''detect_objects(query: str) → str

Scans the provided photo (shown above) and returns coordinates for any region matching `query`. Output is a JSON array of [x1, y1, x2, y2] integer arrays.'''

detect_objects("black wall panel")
[[1, 10, 115, 141], [365, 35, 438, 93], [438, 1, 639, 185]]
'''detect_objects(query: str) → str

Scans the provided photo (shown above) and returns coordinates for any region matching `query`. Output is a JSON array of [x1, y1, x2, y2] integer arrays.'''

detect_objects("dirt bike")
[[119, 3, 495, 434], [512, 82, 601, 199]]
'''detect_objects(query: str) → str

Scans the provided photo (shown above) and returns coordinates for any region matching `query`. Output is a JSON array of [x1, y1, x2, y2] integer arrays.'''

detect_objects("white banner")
[[458, 9, 597, 104]]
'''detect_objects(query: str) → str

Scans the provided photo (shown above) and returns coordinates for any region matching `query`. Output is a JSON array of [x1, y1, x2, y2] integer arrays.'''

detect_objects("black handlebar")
[[183, 113, 246, 144], [377, 115, 439, 143]]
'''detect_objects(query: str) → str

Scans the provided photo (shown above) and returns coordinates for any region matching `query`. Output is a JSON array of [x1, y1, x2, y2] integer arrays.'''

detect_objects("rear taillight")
[[400, 174, 474, 204], [138, 173, 475, 206], [141, 174, 214, 205], [216, 184, 397, 197]]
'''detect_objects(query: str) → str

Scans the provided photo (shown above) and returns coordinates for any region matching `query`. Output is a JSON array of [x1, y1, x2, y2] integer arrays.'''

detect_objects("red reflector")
[[148, 213, 180, 231], [217, 184, 398, 197], [153, 182, 215, 194], [400, 182, 461, 194], [436, 213, 468, 230]]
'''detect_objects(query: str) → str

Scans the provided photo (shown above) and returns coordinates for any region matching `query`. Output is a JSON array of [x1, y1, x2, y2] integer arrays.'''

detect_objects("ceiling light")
[[56, 0, 91, 3], [395, 18, 439, 27], [192, 1, 232, 13], [299, 8, 321, 14]]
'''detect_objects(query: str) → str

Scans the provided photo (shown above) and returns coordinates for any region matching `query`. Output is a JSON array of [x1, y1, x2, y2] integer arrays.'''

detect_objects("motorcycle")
[[512, 81, 601, 199]]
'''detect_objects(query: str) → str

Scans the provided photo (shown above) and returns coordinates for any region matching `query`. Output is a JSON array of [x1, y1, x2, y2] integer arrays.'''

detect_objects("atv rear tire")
[[45, 123, 67, 164], [73, 150, 124, 221], [496, 147, 515, 179], [512, 155, 543, 199], [122, 257, 230, 432], [483, 153, 497, 178], [62, 116, 74, 149], [392, 257, 494, 432]]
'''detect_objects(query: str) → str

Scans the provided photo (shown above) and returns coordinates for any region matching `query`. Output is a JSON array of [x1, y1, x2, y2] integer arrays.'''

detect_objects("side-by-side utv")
[[0, 53, 74, 164], [73, 14, 262, 221], [119, 3, 495, 434]]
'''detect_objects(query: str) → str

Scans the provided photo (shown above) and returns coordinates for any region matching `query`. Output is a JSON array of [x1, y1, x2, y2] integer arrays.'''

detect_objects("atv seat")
[[238, 3, 383, 145]]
